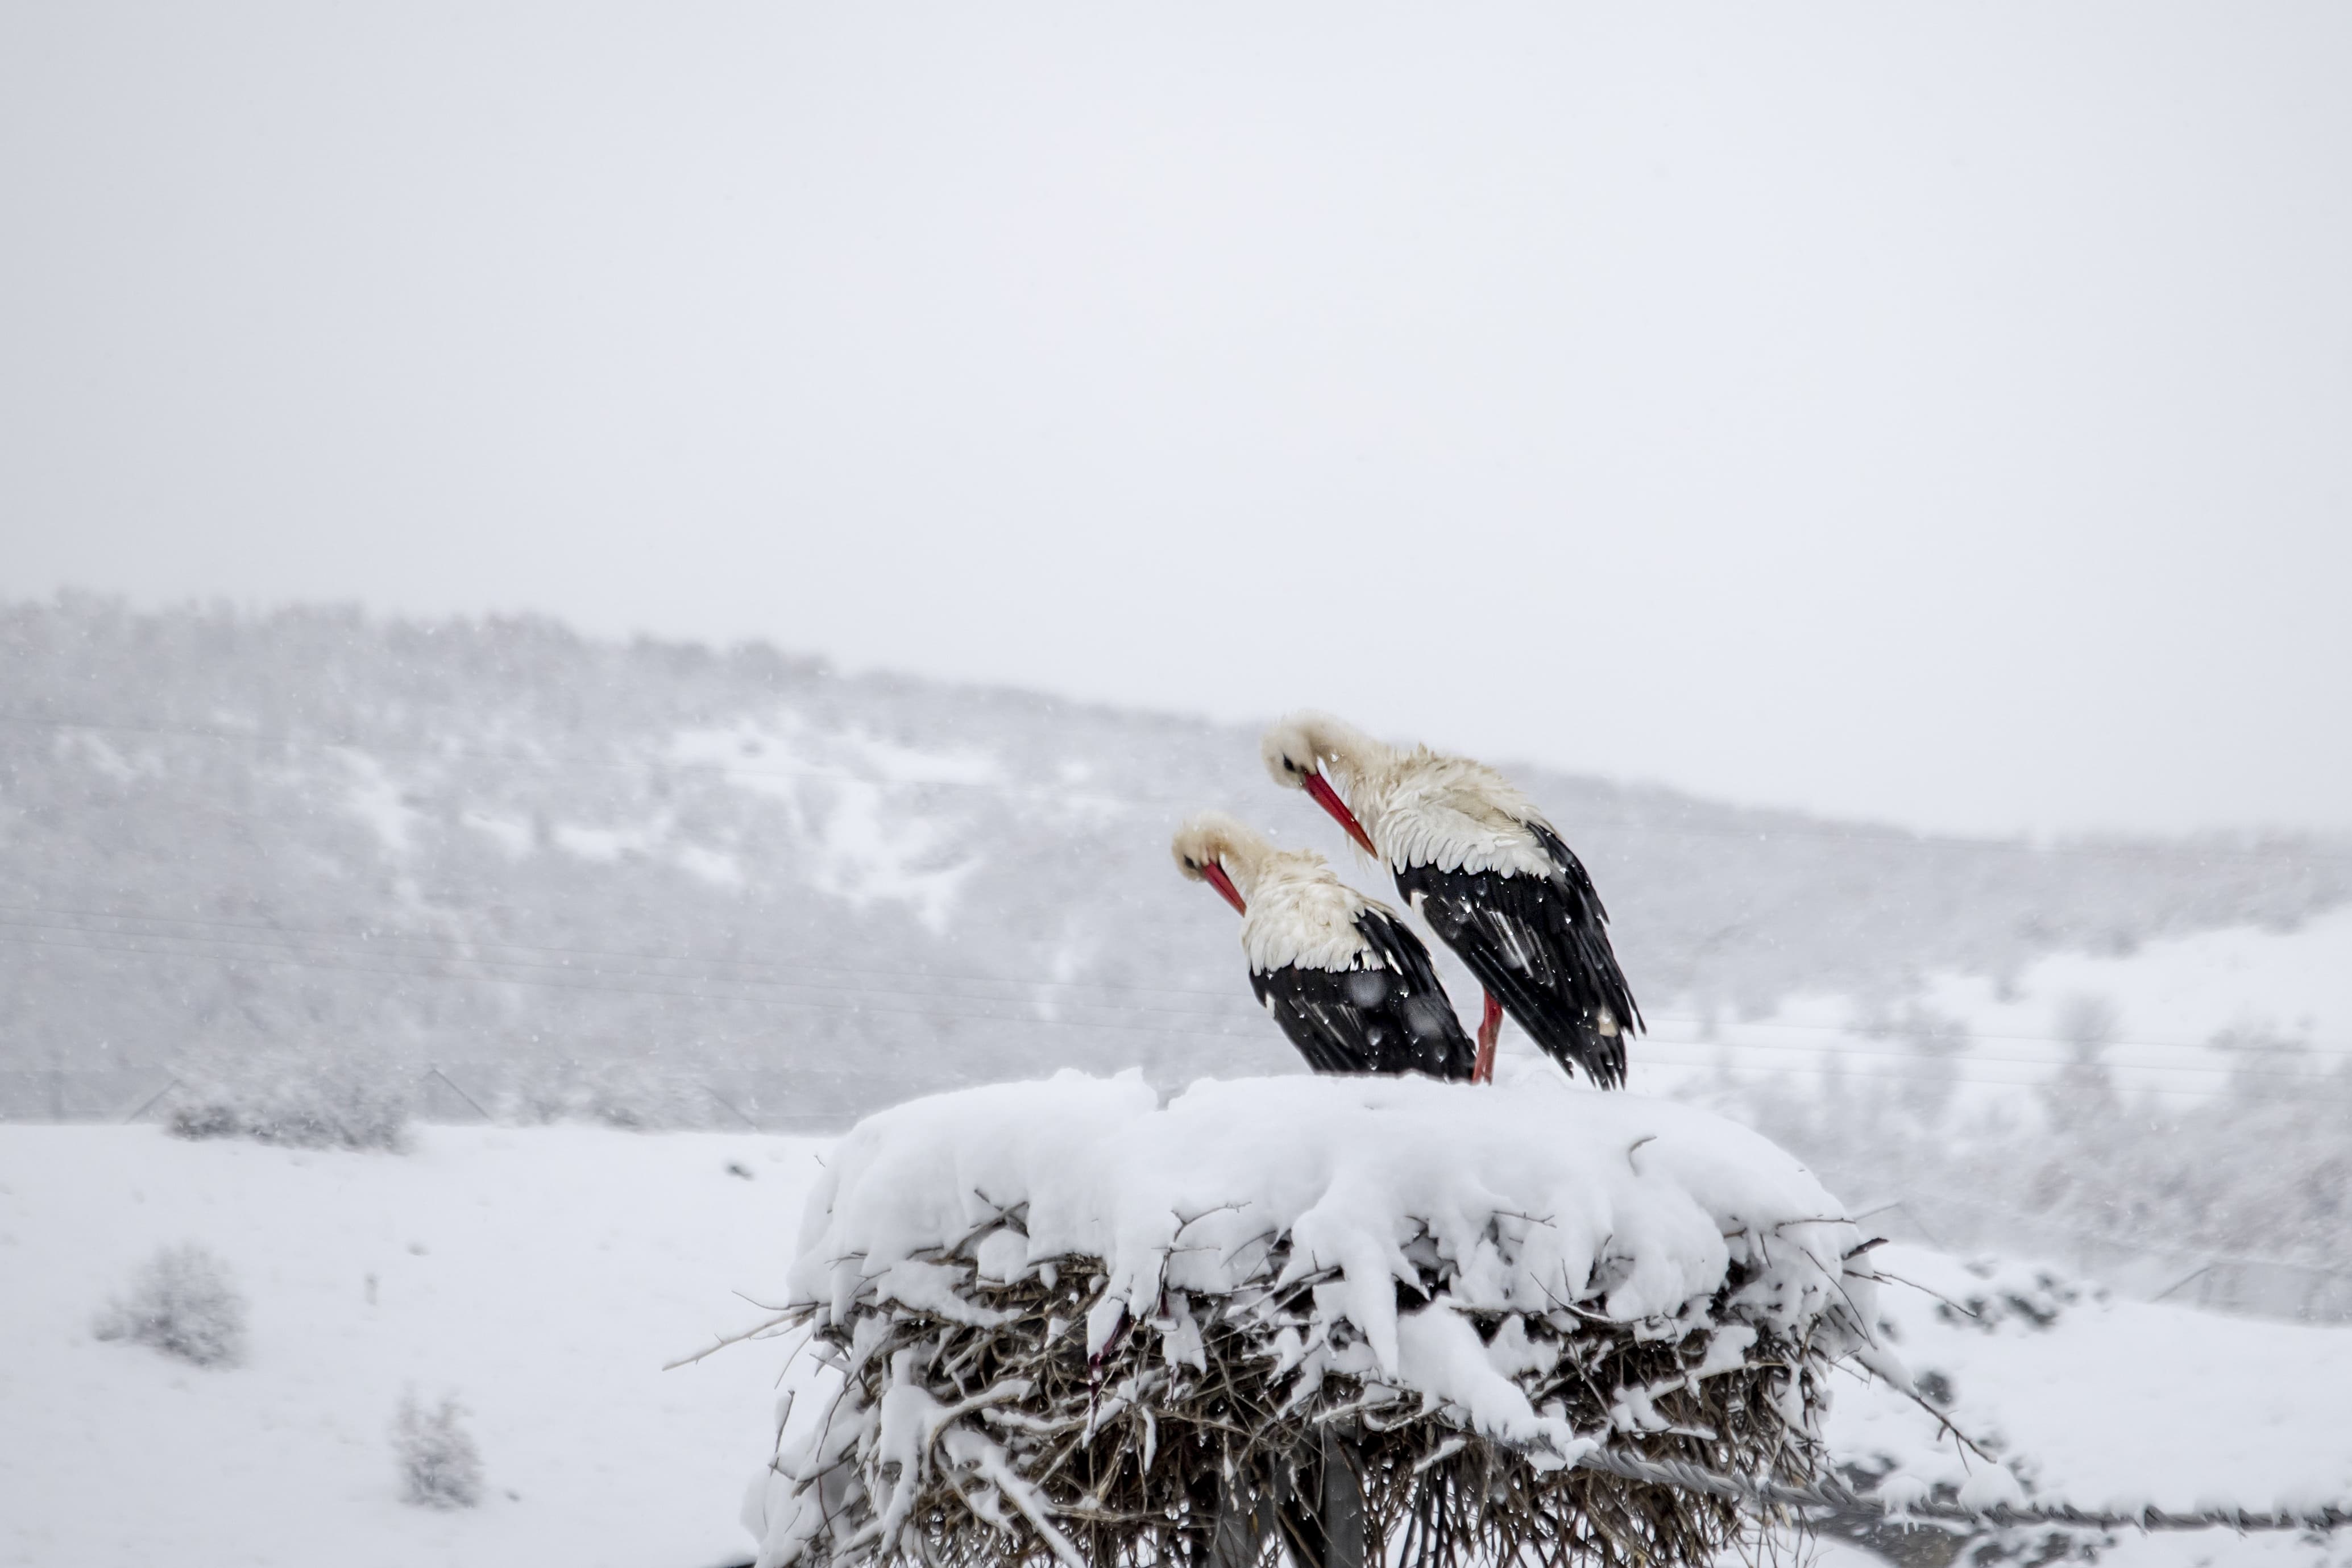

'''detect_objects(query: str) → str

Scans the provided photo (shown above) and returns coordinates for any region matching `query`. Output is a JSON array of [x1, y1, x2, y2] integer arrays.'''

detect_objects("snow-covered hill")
[[5, 1122, 2347, 1568], [6, 596, 2347, 1128]]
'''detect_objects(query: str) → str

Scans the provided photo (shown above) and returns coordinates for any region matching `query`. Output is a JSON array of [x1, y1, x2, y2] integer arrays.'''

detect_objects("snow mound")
[[791, 1072, 1872, 1366], [744, 1072, 1885, 1568]]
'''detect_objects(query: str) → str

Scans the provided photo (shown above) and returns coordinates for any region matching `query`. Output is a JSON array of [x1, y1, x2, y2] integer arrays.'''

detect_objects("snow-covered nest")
[[737, 1073, 1887, 1568]]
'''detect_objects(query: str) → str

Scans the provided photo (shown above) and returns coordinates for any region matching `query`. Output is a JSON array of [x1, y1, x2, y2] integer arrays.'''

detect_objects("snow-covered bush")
[[393, 1391, 484, 1509], [736, 1072, 1886, 1568], [495, 1058, 723, 1130], [94, 1243, 248, 1367], [1934, 1258, 2088, 1333], [168, 1053, 410, 1151]]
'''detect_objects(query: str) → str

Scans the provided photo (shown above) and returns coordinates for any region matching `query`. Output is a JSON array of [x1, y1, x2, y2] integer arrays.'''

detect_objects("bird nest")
[[744, 1225, 1837, 1568]]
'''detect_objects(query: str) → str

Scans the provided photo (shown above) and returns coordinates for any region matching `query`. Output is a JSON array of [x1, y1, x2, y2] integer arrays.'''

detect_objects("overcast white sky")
[[3, 4, 2347, 838]]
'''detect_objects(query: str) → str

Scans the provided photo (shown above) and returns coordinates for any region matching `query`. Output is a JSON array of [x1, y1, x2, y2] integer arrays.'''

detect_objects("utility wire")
[[1573, 1444, 2350, 1538], [0, 898, 1247, 1003], [20, 907, 2338, 1084], [8, 911, 2341, 1075], [10, 715, 1100, 804], [0, 914, 1247, 1021], [1869, 1188, 2352, 1279], [13, 927, 2348, 1102], [14, 712, 2349, 865], [1646, 1015, 2352, 1059], [1633, 1046, 2343, 1087], [1633, 1035, 2351, 1073], [0, 931, 1268, 1046], [5, 897, 2346, 1063]]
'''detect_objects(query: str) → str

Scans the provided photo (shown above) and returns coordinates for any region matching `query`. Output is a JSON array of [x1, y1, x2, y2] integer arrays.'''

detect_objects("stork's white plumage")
[[1172, 812, 1475, 1080], [1259, 713, 1641, 1088]]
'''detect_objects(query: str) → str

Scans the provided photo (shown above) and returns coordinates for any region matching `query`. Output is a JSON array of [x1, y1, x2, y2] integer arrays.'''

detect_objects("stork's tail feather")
[[1394, 851, 1641, 1090]]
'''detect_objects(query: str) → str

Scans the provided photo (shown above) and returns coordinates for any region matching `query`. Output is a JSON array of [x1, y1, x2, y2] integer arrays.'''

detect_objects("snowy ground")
[[5, 1121, 2349, 1567], [1831, 1245, 2352, 1567], [0, 1124, 823, 1568]]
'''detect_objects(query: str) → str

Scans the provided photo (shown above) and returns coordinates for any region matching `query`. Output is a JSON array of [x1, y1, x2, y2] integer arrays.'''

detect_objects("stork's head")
[[1170, 811, 1261, 916], [1260, 711, 1379, 858]]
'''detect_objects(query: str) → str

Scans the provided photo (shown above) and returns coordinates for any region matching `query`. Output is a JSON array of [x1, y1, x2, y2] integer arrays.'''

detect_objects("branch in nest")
[[665, 1303, 818, 1371]]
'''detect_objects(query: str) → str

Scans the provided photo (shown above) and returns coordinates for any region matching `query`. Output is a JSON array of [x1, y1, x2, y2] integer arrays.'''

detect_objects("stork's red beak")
[[1302, 771, 1378, 858], [1201, 861, 1247, 915]]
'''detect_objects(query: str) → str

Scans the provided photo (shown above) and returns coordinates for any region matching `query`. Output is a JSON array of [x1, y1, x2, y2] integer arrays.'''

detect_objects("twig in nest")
[[666, 1303, 817, 1371]]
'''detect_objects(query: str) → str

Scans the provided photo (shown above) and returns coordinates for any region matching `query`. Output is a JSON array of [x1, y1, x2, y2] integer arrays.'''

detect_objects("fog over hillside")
[[5, 595, 2347, 1122]]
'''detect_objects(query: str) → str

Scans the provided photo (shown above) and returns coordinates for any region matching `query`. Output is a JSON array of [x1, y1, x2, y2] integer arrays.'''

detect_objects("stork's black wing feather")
[[1248, 909, 1476, 1080], [1394, 823, 1640, 1088]]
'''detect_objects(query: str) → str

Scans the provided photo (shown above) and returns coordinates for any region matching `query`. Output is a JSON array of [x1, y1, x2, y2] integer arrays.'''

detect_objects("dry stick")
[[1856, 1267, 1986, 1322], [122, 1076, 182, 1123], [1820, 1355, 2003, 1470], [665, 1304, 816, 1371]]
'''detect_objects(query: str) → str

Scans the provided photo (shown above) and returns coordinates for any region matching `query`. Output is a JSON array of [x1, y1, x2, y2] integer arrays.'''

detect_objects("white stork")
[[1172, 812, 1477, 1080], [1258, 712, 1640, 1088]]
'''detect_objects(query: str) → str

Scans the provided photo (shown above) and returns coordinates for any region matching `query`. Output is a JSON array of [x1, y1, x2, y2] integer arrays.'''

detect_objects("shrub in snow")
[[1935, 1259, 2086, 1333], [394, 1391, 484, 1509], [94, 1243, 247, 1367], [2053, 993, 2119, 1055], [168, 1053, 410, 1151], [496, 1058, 721, 1130], [736, 1073, 1887, 1568], [1891, 1006, 1970, 1123]]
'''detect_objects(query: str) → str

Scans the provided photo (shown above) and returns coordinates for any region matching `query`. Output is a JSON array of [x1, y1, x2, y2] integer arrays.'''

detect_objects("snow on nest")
[[787, 1070, 1885, 1429]]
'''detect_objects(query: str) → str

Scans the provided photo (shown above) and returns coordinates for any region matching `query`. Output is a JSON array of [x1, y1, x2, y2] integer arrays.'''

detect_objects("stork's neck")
[[1320, 746, 1413, 864], [1229, 846, 1329, 903], [1237, 856, 1374, 974]]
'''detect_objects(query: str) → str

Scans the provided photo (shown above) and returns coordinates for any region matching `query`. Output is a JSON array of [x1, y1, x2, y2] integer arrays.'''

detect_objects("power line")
[[13, 926, 2347, 1099], [0, 898, 1247, 1005], [0, 931, 1272, 1046], [14, 712, 2349, 866], [19, 910, 2332, 1077], [1637, 1022, 2352, 1064], [0, 912, 1251, 1019], [5, 897, 2343, 1062], [6, 714, 1092, 802], [1880, 1187, 2352, 1278], [0, 914, 1245, 1024], [1575, 1443, 2352, 1540], [1633, 1052, 2352, 1100], [1635, 1035, 2350, 1076]]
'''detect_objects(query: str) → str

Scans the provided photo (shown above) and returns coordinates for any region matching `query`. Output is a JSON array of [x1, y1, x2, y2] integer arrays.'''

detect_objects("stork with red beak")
[[1172, 812, 1476, 1080], [1259, 713, 1640, 1089]]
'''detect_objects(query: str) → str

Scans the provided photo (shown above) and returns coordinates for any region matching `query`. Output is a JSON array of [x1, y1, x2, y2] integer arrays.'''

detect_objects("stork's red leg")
[[1474, 993, 1503, 1084]]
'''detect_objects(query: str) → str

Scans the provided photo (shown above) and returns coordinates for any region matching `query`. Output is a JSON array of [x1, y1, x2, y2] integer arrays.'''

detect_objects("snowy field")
[[6, 1117, 2351, 1567], [1830, 1246, 2352, 1568], [0, 1124, 824, 1568]]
